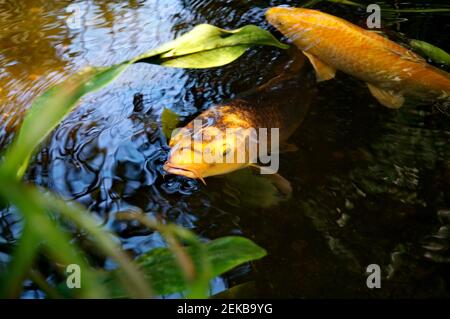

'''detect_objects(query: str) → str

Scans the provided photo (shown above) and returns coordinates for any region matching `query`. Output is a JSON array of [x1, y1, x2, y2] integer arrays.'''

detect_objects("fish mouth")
[[163, 162, 206, 185]]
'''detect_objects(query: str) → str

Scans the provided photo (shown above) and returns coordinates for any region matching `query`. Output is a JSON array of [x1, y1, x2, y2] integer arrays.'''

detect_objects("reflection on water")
[[1, 0, 450, 298]]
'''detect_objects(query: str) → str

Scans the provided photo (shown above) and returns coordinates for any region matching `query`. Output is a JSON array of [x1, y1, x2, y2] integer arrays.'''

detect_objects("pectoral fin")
[[303, 51, 336, 82], [248, 164, 292, 196], [367, 83, 405, 109], [265, 173, 293, 197]]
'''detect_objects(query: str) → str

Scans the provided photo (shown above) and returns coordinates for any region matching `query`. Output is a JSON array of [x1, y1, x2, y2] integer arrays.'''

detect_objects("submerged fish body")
[[266, 7, 450, 108], [164, 63, 315, 180]]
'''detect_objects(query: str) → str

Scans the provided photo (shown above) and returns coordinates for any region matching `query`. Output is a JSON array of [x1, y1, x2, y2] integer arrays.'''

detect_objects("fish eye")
[[222, 145, 231, 156]]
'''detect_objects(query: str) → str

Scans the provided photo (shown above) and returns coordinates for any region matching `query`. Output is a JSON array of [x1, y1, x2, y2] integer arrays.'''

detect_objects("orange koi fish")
[[266, 7, 450, 108]]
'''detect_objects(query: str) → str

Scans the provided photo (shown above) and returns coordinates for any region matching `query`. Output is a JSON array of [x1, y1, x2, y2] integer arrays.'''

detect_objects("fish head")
[[265, 7, 321, 46], [164, 109, 252, 180]]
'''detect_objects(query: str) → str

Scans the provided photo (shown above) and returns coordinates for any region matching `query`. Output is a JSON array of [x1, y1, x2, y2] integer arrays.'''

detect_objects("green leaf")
[[0, 178, 152, 298], [1, 65, 129, 179], [0, 223, 39, 298], [161, 45, 250, 68], [0, 24, 288, 180], [0, 181, 110, 298], [106, 236, 267, 297], [156, 24, 289, 59], [409, 39, 450, 66], [161, 108, 181, 138]]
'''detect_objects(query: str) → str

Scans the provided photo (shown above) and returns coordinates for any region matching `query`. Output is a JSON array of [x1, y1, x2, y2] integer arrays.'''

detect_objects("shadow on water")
[[1, 0, 450, 298]]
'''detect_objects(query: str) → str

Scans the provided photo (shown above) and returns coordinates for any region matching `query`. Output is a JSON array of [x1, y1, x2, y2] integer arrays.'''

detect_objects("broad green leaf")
[[410, 40, 450, 66], [156, 24, 289, 59], [105, 236, 267, 297], [161, 45, 250, 69], [161, 108, 181, 138], [0, 24, 288, 180]]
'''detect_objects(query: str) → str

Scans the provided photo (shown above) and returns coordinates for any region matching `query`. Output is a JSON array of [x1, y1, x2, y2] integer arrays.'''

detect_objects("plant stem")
[[45, 195, 153, 299], [29, 270, 62, 299], [0, 223, 38, 298], [116, 212, 196, 283], [116, 211, 212, 298]]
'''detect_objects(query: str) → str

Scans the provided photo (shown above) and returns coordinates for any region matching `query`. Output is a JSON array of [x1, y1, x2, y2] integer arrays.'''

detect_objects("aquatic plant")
[[0, 24, 286, 298], [409, 40, 450, 66]]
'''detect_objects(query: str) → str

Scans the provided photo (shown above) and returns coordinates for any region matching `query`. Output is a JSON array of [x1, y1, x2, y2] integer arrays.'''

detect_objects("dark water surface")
[[1, 0, 450, 298]]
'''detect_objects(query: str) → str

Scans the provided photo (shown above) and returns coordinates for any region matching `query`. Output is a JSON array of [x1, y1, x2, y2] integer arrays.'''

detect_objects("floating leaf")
[[0, 24, 288, 180], [105, 236, 267, 297], [156, 24, 288, 60], [410, 39, 450, 66], [161, 45, 250, 68]]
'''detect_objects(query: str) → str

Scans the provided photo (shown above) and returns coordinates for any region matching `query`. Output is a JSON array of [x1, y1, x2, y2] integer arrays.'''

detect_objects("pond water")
[[1, 0, 450, 298]]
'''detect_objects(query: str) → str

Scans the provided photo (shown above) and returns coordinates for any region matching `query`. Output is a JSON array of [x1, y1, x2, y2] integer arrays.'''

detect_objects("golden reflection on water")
[[0, 0, 183, 146]]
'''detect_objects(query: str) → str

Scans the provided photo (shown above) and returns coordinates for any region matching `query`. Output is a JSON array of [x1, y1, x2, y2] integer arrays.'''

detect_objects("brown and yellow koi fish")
[[266, 7, 450, 108], [163, 56, 315, 183]]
